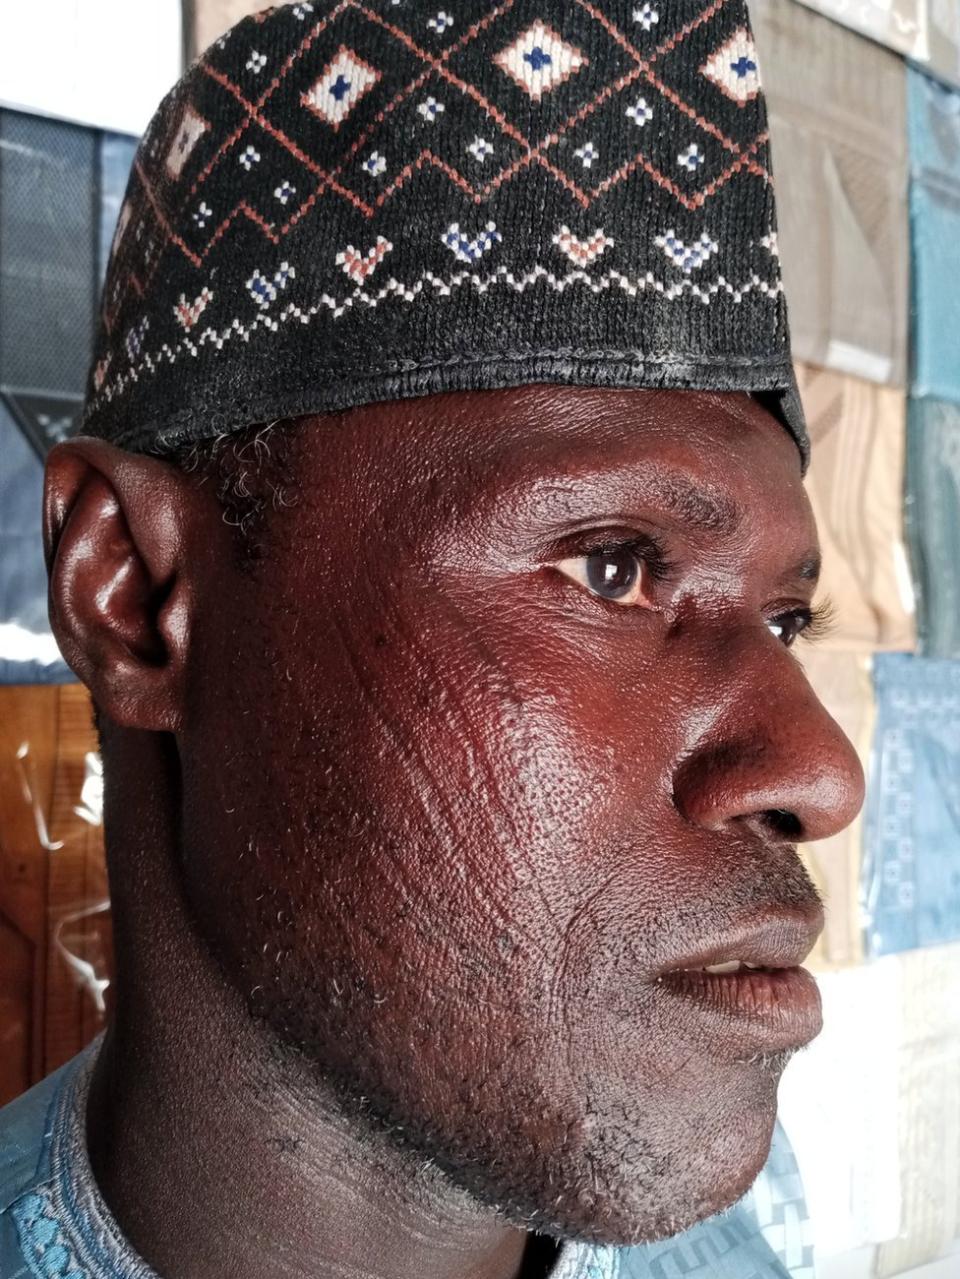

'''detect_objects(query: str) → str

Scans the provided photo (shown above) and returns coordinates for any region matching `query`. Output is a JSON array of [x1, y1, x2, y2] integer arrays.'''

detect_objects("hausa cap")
[[81, 0, 808, 468]]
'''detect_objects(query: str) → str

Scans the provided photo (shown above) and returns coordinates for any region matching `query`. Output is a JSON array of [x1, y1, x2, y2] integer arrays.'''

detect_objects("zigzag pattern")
[[93, 261, 784, 410]]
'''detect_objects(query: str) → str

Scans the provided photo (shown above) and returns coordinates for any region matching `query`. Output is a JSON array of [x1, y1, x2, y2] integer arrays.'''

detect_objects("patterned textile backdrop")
[[754, 0, 908, 386], [905, 396, 960, 660], [864, 655, 960, 957], [907, 66, 960, 405], [0, 112, 137, 684]]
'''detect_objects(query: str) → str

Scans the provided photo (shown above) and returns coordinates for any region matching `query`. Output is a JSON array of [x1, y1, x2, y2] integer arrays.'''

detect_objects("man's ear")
[[44, 436, 207, 732]]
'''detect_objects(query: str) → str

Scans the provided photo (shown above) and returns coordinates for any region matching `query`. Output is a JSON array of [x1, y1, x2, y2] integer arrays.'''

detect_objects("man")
[[0, 3, 863, 1277]]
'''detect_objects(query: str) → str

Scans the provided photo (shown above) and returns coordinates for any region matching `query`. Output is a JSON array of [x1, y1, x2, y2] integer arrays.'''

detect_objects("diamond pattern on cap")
[[493, 20, 587, 101], [165, 106, 209, 180], [700, 30, 762, 106], [301, 46, 381, 129], [81, 0, 804, 468]]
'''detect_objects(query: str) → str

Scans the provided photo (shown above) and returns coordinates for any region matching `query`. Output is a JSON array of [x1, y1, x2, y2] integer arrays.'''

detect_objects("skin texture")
[[44, 385, 864, 1279]]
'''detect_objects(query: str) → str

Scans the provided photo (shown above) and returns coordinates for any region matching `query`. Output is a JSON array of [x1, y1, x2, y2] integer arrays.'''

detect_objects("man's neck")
[[85, 733, 542, 1279]]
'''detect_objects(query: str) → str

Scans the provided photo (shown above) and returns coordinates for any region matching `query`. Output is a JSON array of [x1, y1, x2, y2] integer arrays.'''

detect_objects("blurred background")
[[1, 1, 959, 1276]]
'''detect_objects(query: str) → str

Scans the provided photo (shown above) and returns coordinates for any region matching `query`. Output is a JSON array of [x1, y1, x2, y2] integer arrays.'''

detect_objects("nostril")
[[761, 808, 803, 840]]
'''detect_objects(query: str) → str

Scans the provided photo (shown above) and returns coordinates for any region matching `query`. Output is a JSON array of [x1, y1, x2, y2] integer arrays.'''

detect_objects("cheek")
[[183, 581, 654, 1052], [181, 588, 582, 987], [183, 572, 698, 1012], [179, 581, 785, 1238], [311, 604, 617, 988]]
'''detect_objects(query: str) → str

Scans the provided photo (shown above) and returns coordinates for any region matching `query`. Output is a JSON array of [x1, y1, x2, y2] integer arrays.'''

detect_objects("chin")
[[483, 1069, 783, 1249], [524, 1143, 776, 1248]]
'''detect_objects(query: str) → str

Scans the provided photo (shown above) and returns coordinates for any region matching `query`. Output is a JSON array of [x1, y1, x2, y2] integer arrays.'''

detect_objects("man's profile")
[[0, 3, 864, 1277]]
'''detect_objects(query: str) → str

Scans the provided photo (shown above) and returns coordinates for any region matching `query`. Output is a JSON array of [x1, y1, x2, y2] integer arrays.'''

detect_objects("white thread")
[[92, 264, 783, 411]]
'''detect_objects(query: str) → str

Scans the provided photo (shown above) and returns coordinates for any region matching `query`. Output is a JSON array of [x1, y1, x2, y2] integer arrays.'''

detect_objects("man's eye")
[[555, 550, 650, 606], [767, 609, 811, 647]]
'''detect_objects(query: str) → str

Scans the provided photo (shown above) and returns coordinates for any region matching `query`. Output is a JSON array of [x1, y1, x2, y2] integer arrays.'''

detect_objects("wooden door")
[[0, 684, 112, 1106]]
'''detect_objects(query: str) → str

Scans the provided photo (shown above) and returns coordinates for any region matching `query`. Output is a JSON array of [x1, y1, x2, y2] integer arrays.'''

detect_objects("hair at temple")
[[165, 418, 302, 564]]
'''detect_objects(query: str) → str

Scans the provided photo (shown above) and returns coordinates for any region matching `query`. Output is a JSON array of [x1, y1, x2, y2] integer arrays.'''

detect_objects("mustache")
[[577, 833, 824, 967], [661, 838, 822, 918]]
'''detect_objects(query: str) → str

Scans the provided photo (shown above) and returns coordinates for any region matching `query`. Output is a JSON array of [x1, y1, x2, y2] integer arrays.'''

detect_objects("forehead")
[[326, 384, 811, 533]]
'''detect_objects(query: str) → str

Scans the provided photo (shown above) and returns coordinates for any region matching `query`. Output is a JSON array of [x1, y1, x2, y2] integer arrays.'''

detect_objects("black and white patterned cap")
[[81, 0, 808, 468]]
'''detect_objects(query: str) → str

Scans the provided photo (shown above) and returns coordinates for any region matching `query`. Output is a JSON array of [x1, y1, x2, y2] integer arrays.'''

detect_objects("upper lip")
[[655, 905, 824, 976]]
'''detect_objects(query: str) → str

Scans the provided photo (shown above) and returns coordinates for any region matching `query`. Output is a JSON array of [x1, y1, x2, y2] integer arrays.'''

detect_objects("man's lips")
[[655, 906, 824, 975], [652, 907, 825, 1053]]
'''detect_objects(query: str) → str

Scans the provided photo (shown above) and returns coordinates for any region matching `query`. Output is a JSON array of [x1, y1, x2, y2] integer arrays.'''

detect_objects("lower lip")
[[658, 966, 823, 1052]]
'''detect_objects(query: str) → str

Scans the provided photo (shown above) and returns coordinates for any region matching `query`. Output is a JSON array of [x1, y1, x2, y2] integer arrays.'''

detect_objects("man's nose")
[[672, 655, 866, 844]]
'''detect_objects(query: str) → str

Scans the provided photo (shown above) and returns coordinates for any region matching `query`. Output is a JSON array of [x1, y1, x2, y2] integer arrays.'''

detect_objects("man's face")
[[176, 385, 863, 1244]]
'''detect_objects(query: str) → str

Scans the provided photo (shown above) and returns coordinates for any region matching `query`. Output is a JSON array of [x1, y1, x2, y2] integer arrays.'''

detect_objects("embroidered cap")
[[81, 0, 808, 468]]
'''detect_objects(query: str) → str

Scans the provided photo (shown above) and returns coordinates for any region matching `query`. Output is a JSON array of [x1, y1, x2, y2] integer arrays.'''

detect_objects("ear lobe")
[[44, 438, 196, 732]]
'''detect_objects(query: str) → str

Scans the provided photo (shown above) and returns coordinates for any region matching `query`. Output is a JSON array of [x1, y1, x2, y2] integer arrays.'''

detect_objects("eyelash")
[[552, 532, 834, 649], [574, 532, 676, 584], [771, 598, 836, 648]]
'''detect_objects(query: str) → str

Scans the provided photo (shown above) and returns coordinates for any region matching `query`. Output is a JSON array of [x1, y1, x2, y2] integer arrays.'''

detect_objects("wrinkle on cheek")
[[336, 583, 646, 1069], [547, 874, 621, 1090], [313, 597, 555, 983]]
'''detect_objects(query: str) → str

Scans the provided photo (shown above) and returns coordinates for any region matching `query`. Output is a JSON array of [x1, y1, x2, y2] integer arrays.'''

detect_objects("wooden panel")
[[0, 914, 33, 1106], [0, 685, 111, 1105], [0, 685, 56, 1099]]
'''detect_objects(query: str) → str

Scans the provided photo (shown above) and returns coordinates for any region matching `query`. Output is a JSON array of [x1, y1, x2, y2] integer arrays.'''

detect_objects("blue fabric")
[[0, 1044, 814, 1279], [0, 401, 71, 685], [905, 396, 960, 659], [908, 69, 960, 405], [0, 123, 136, 686], [864, 653, 960, 956], [0, 1060, 69, 1273]]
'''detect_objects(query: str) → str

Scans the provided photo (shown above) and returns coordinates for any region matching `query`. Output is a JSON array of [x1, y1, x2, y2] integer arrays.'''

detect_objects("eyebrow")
[[643, 470, 741, 537], [507, 458, 800, 546], [792, 553, 822, 584], [512, 463, 745, 538]]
